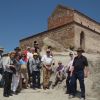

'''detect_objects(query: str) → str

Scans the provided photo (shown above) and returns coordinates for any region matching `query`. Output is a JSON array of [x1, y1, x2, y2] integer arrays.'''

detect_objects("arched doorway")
[[80, 31, 85, 49]]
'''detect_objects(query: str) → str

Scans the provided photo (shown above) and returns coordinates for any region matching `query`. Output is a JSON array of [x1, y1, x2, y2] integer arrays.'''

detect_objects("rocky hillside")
[[41, 38, 100, 100]]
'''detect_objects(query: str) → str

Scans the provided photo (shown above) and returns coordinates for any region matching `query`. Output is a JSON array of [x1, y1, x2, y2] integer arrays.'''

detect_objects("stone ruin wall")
[[74, 12, 100, 33], [20, 24, 74, 51], [74, 24, 100, 53], [20, 5, 100, 53], [48, 7, 74, 30]]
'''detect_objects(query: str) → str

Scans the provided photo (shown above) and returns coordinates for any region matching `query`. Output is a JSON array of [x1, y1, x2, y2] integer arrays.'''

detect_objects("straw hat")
[[9, 51, 16, 54], [2, 52, 8, 56], [0, 48, 4, 52], [33, 53, 38, 56]]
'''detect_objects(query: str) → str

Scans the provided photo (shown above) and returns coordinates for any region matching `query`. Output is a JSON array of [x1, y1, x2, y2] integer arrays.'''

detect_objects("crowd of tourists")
[[0, 41, 89, 100]]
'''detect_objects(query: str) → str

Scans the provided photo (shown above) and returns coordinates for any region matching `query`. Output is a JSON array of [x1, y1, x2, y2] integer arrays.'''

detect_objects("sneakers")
[[9, 93, 13, 96], [80, 98, 85, 100], [68, 95, 75, 99], [68, 95, 85, 100], [12, 91, 18, 95], [3, 94, 9, 97]]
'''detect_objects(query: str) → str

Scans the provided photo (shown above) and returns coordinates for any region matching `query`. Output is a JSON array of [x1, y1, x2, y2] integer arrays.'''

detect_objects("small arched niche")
[[80, 31, 85, 49]]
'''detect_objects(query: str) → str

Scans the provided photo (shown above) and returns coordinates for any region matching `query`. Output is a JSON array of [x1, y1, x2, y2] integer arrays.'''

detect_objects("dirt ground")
[[0, 52, 99, 100], [0, 76, 98, 100]]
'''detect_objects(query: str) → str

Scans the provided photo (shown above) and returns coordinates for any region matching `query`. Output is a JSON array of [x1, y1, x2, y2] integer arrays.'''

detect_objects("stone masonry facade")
[[20, 5, 100, 53], [20, 23, 74, 50]]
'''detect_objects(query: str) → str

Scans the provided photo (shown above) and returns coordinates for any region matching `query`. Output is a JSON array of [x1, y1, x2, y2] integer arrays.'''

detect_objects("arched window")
[[80, 31, 85, 49]]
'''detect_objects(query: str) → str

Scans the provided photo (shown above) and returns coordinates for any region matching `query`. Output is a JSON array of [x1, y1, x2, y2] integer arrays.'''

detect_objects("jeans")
[[32, 71, 40, 88], [0, 68, 4, 87], [70, 71, 85, 98], [3, 71, 12, 96], [66, 72, 71, 93], [0, 68, 3, 75], [66, 72, 77, 94]]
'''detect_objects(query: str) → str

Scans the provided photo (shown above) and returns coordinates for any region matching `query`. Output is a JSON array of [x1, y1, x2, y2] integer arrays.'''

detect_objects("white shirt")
[[2, 56, 13, 73], [27, 52, 33, 60], [41, 55, 53, 65], [67, 58, 74, 71]]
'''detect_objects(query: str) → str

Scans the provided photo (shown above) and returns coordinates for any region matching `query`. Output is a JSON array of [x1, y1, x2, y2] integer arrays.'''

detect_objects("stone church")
[[20, 5, 100, 53]]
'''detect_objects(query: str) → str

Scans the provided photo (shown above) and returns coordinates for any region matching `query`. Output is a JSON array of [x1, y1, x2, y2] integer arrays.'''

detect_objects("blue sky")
[[0, 0, 100, 52]]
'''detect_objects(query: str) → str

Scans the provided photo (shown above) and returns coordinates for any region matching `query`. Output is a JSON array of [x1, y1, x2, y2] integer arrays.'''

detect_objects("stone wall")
[[48, 6, 74, 30], [74, 24, 100, 53], [20, 5, 100, 53], [20, 24, 74, 50], [74, 12, 100, 33]]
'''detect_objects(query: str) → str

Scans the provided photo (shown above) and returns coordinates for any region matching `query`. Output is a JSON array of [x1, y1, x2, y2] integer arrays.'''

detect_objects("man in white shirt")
[[41, 49, 54, 89]]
